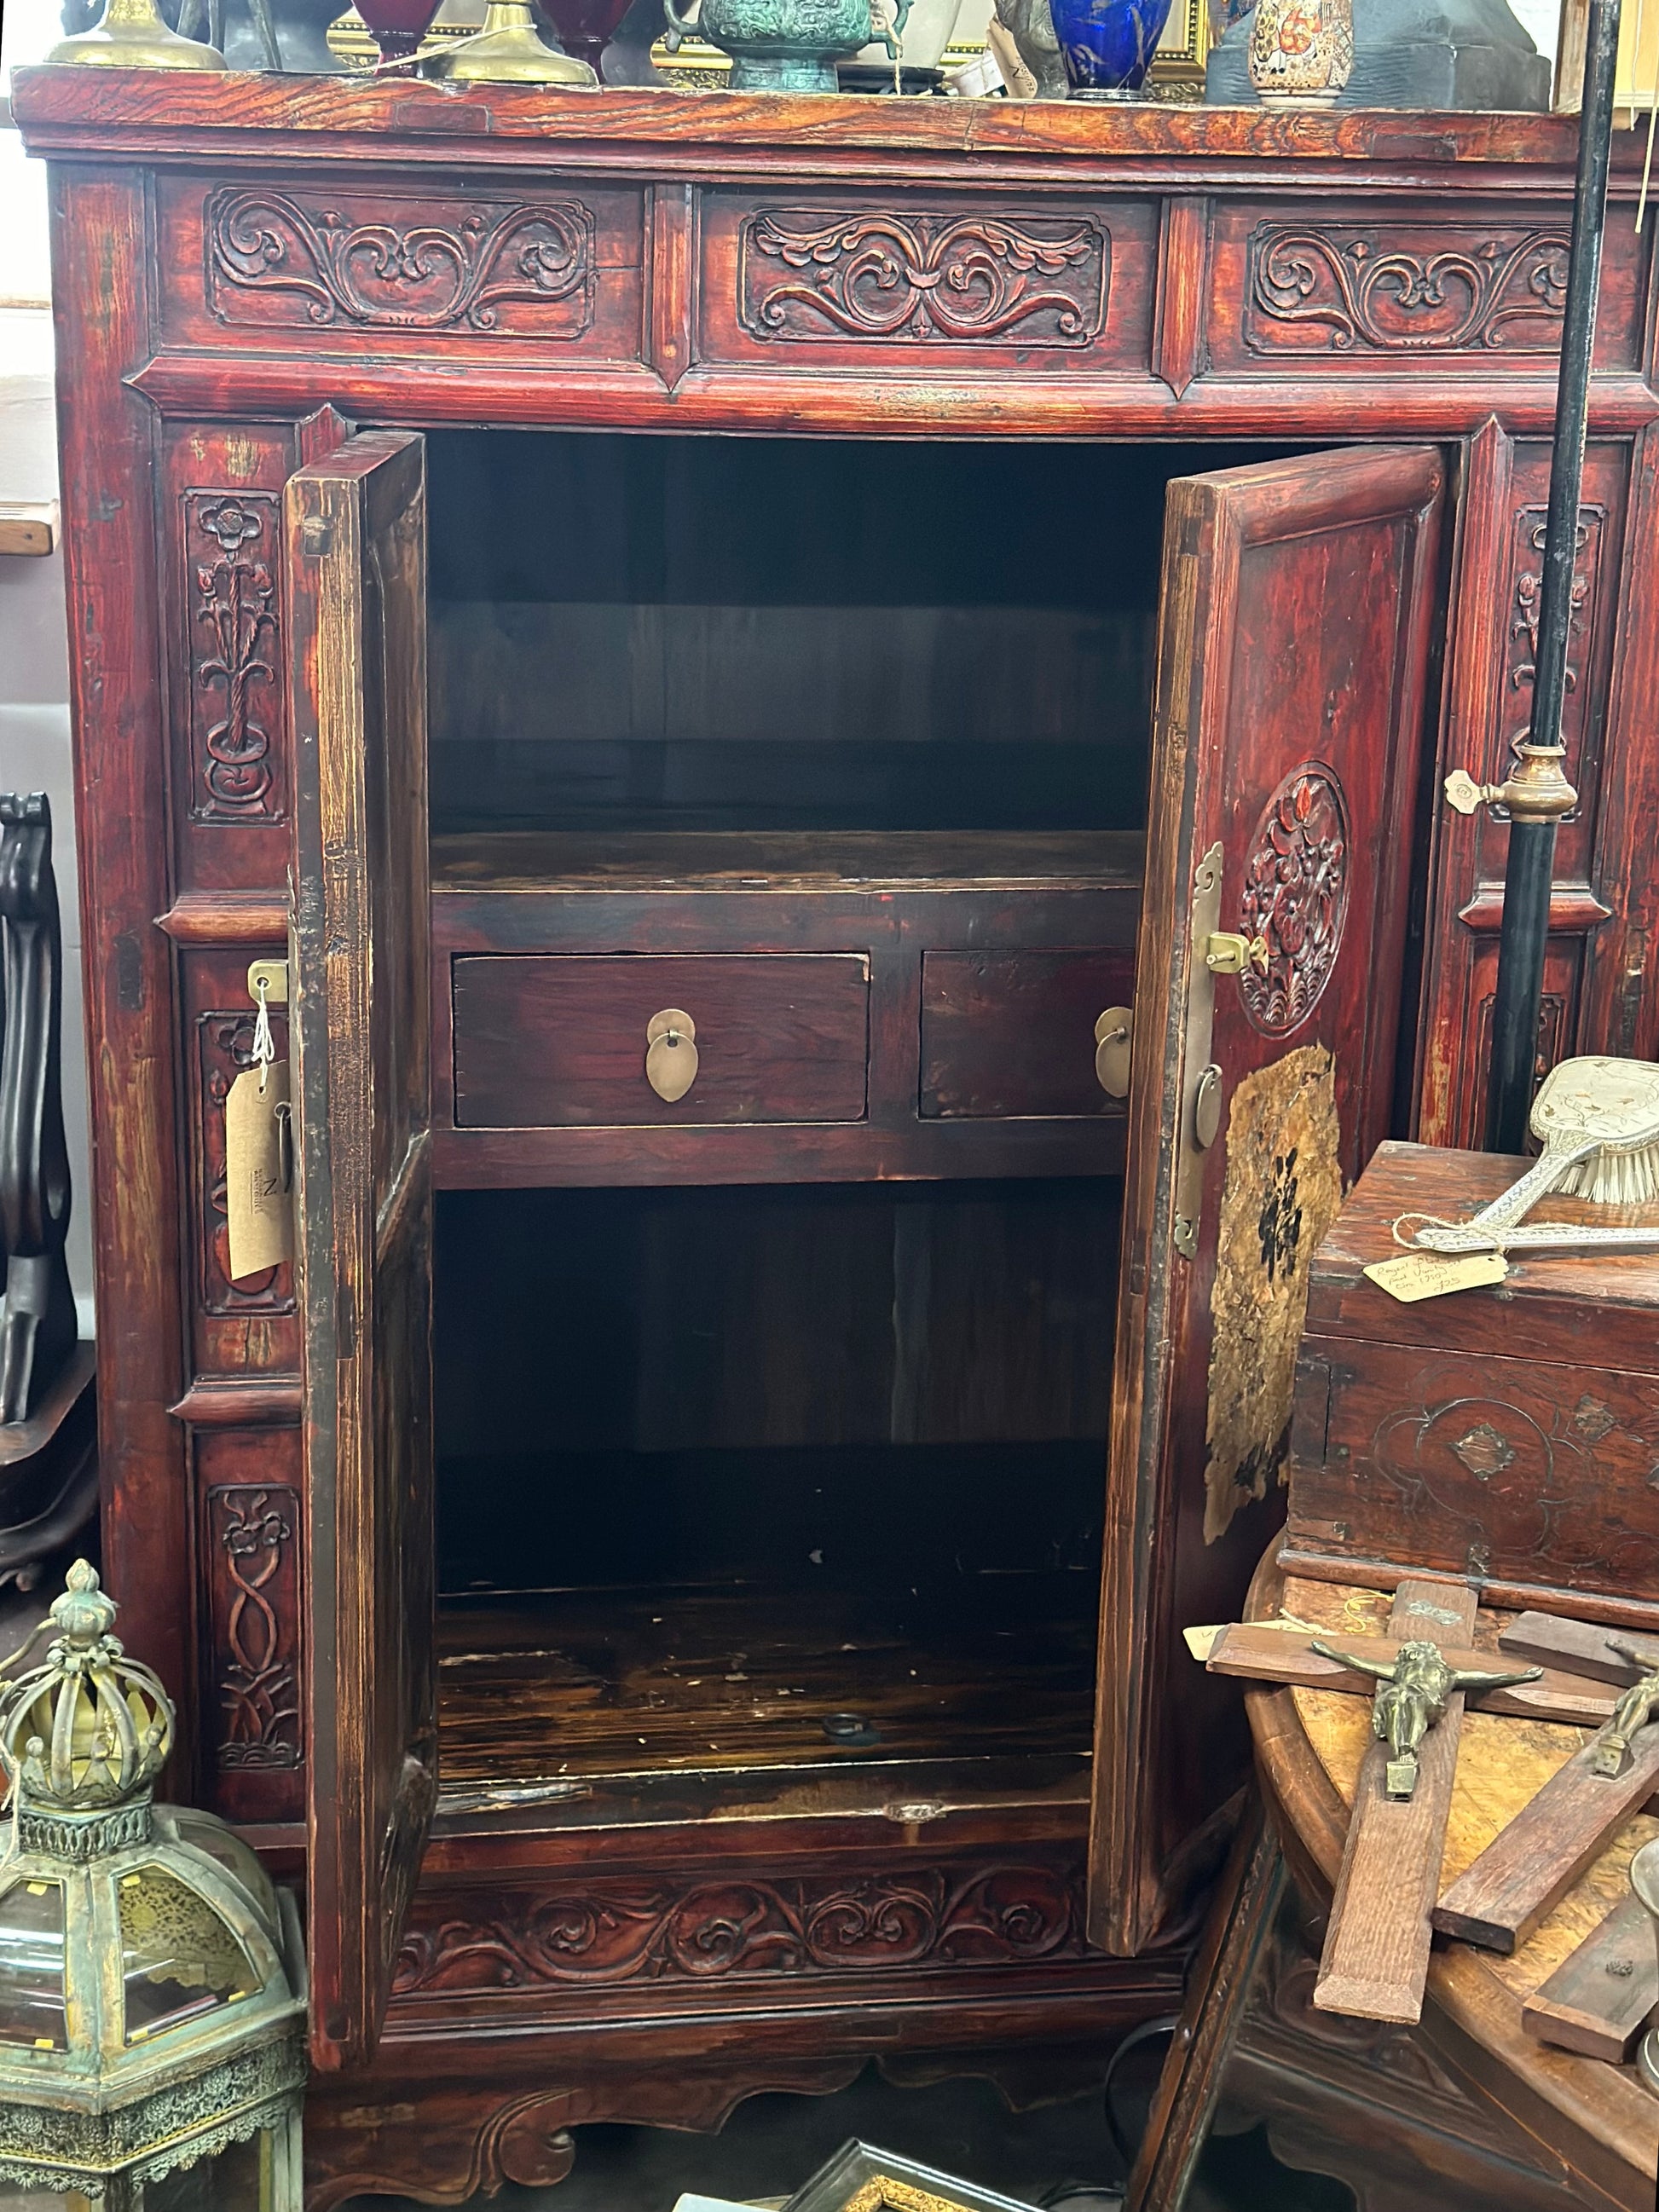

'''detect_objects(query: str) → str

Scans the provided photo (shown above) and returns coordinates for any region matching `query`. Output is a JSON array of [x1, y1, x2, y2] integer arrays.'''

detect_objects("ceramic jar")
[[1247, 0, 1353, 103], [663, 0, 910, 85]]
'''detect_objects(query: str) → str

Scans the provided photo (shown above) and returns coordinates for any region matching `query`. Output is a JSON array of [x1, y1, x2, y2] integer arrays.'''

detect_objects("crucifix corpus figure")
[[1589, 1639, 1659, 1776], [1309, 1637, 1542, 1799]]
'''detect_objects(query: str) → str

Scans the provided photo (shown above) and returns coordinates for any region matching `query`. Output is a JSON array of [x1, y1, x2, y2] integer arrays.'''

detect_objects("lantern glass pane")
[[118, 1867, 257, 2044], [0, 1877, 67, 2051], [165, 1811, 280, 1943]]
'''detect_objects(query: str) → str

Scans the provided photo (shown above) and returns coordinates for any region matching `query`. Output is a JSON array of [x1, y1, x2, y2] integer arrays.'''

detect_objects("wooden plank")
[[0, 501, 58, 557], [1523, 1895, 1658, 2061], [1207, 1622, 1611, 1728], [1498, 1609, 1659, 1684], [1313, 1579, 1479, 2024], [1432, 1725, 1659, 1955]]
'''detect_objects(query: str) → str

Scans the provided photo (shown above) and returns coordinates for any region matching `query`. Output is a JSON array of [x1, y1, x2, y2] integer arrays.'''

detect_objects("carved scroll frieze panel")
[[1246, 224, 1569, 354], [185, 488, 285, 825], [1207, 204, 1646, 373], [194, 1428, 305, 1828], [181, 949, 298, 1381], [740, 210, 1108, 347], [392, 1861, 1084, 2008], [205, 186, 597, 337], [159, 176, 646, 366], [701, 193, 1155, 373]]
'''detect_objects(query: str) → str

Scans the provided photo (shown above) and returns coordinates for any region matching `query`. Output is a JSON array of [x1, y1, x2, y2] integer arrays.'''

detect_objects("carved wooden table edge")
[[1242, 1547, 1659, 2212]]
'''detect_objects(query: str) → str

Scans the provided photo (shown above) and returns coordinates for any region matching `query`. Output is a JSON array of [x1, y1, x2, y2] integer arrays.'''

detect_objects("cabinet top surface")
[[7, 70, 1627, 184]]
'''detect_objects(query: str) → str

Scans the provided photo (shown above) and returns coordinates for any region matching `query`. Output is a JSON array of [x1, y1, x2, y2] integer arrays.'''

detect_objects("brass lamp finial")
[[0, 1559, 173, 1828]]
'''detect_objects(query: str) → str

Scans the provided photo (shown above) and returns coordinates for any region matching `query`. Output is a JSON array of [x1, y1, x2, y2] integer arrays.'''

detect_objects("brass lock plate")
[[246, 956, 289, 1004], [1094, 1006, 1134, 1100], [645, 1008, 698, 1103]]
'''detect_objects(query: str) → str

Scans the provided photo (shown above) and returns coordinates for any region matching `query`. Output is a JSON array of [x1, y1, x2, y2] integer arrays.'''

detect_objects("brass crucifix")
[[1309, 1636, 1542, 1799]]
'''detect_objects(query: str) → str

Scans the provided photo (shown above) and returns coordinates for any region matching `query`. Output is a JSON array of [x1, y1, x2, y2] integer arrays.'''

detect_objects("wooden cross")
[[1195, 1594, 1659, 2042], [1193, 1579, 1502, 2025], [1431, 1610, 1659, 1953]]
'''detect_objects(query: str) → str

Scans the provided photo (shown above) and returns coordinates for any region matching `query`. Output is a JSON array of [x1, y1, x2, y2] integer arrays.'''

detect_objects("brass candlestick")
[[47, 0, 226, 65], [431, 0, 598, 78]]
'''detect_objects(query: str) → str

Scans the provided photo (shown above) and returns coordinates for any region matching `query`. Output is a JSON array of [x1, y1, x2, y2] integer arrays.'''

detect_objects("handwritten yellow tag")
[[225, 1064, 293, 1283], [1363, 1249, 1509, 1302]]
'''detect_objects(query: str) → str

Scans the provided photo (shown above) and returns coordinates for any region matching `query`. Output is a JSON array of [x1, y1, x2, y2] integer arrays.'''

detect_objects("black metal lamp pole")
[[1447, 0, 1625, 1152]]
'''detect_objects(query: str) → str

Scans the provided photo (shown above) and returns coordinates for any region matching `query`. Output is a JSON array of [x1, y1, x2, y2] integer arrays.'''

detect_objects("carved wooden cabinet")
[[13, 78, 1659, 2206]]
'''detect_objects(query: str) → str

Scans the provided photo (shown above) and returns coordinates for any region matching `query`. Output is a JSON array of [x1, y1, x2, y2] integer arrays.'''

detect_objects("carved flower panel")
[[393, 1863, 1083, 2001], [732, 207, 1113, 352], [184, 490, 285, 826], [1243, 224, 1569, 355], [204, 185, 598, 339]]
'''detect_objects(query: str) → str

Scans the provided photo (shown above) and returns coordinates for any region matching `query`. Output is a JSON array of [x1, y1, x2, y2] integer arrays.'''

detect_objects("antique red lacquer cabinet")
[[12, 75, 1659, 2204]]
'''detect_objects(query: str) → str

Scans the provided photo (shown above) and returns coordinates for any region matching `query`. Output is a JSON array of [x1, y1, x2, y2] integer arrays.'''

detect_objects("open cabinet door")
[[1090, 447, 1447, 1955], [286, 430, 434, 2068]]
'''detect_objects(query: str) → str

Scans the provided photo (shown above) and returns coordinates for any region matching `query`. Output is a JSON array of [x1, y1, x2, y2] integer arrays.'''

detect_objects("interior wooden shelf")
[[435, 1578, 1097, 1803], [431, 828, 1147, 893]]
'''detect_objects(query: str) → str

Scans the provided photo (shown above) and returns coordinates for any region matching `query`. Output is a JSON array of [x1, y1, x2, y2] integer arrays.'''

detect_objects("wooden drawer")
[[452, 954, 870, 1127], [919, 949, 1136, 1119]]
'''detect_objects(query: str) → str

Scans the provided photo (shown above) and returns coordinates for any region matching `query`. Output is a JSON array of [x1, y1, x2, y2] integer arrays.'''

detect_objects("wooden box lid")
[[1306, 1140, 1659, 1372]]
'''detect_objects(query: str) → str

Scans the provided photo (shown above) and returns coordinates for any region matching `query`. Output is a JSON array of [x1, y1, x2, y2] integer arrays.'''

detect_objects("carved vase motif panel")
[[1245, 225, 1569, 354], [738, 210, 1109, 346], [205, 1481, 303, 1772], [205, 186, 597, 338], [197, 1004, 295, 1318], [185, 491, 285, 824], [394, 1863, 1082, 2000]]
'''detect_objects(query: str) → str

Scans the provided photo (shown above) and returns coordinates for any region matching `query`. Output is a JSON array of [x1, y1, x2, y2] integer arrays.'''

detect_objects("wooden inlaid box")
[[1281, 1140, 1659, 1629]]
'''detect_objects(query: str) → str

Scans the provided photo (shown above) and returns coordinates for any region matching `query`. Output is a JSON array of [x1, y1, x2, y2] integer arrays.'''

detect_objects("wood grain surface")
[[1523, 1895, 1658, 2063]]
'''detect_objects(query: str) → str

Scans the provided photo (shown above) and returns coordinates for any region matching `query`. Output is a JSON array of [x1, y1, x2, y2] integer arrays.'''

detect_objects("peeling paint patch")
[[1203, 1042, 1341, 1545]]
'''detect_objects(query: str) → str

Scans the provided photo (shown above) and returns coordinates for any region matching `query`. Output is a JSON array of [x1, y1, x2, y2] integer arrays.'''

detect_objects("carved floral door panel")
[[286, 430, 436, 2071], [1090, 446, 1448, 1955]]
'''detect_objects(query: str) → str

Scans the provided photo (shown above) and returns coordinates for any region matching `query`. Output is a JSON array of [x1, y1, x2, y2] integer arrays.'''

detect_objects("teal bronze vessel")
[[662, 0, 910, 89]]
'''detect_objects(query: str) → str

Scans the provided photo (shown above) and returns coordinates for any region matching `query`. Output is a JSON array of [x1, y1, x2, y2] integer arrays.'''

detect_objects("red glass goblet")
[[355, 0, 443, 61], [536, 0, 632, 76]]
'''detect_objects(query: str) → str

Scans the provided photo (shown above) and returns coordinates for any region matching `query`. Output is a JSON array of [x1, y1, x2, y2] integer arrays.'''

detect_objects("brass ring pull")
[[1094, 1006, 1133, 1099], [645, 1008, 698, 1102]]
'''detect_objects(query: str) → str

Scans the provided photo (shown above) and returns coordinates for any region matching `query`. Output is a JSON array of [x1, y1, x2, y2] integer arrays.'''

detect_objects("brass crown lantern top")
[[0, 1561, 171, 1835]]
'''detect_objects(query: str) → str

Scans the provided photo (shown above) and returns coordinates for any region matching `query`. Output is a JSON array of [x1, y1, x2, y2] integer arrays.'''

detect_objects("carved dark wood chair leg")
[[0, 794, 77, 1429], [1126, 1793, 1287, 2212]]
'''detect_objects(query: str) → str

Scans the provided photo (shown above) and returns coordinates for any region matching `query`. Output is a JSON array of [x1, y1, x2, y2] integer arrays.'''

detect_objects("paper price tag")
[[225, 1063, 294, 1282], [1363, 1249, 1509, 1303]]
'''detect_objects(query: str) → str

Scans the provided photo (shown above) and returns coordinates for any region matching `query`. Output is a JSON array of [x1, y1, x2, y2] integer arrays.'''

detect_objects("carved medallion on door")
[[1238, 765, 1350, 1037]]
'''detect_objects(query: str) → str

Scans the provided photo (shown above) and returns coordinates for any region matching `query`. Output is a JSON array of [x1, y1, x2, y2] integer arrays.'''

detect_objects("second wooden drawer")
[[452, 954, 871, 1127]]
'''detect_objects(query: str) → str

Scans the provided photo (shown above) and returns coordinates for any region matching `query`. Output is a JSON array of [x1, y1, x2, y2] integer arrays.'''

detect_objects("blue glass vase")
[[1048, 0, 1173, 95]]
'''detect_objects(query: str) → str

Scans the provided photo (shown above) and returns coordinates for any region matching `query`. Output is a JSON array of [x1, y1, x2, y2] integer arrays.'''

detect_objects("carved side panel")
[[393, 1861, 1084, 2007], [185, 489, 284, 825], [1416, 436, 1630, 1147], [180, 950, 298, 1382], [194, 1428, 305, 1826], [161, 427, 302, 898]]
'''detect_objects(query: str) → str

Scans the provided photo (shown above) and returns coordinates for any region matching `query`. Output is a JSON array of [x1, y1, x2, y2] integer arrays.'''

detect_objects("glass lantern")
[[0, 1563, 306, 2210]]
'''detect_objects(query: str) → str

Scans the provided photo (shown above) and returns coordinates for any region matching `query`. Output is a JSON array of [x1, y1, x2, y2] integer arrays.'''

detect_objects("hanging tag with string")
[[225, 960, 294, 1283]]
